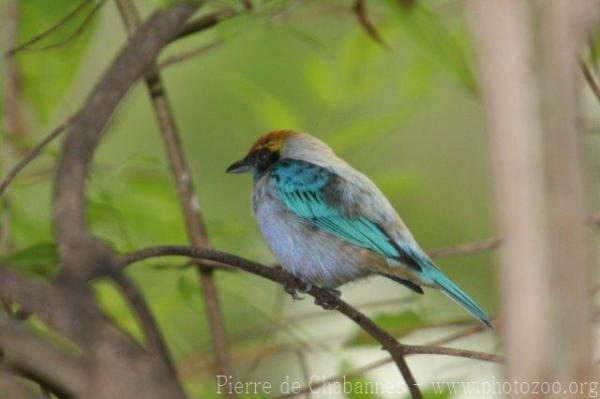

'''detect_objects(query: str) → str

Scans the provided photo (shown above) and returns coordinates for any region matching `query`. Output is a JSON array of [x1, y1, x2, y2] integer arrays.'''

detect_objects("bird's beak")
[[226, 158, 252, 174]]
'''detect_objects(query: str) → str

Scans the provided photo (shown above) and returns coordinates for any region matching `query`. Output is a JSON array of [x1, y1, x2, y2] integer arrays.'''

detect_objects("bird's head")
[[226, 130, 335, 178]]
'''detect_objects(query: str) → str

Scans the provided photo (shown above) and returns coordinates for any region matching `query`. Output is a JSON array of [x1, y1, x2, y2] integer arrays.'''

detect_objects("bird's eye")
[[257, 150, 270, 163]]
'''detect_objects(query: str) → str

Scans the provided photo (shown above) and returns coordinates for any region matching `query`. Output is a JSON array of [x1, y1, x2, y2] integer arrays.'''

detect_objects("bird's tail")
[[417, 257, 492, 328]]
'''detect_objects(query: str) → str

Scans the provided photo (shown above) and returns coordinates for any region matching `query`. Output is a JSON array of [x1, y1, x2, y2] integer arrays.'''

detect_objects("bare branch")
[[427, 237, 501, 259], [9, 0, 106, 54], [53, 3, 199, 278], [6, 0, 95, 55], [426, 211, 599, 260], [0, 317, 86, 397], [115, 0, 235, 391], [172, 8, 239, 42], [468, 0, 599, 389], [279, 323, 491, 399], [111, 273, 177, 377], [402, 344, 502, 363], [467, 0, 552, 384], [123, 245, 511, 399], [0, 116, 72, 197], [0, 366, 47, 399], [352, 0, 389, 49], [539, 0, 598, 382], [580, 58, 600, 103], [158, 40, 223, 69]]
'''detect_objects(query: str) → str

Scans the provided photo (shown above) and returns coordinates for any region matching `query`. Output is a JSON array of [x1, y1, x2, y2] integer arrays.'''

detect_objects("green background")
[[0, 0, 515, 397]]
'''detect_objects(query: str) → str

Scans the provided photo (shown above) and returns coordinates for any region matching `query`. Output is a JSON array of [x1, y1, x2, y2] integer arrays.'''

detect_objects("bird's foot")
[[314, 288, 341, 310], [284, 278, 312, 301]]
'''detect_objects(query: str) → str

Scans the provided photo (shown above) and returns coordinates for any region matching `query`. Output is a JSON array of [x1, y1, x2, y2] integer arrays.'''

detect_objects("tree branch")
[[115, 0, 235, 392], [119, 245, 496, 399], [402, 344, 502, 363], [6, 0, 95, 55], [427, 237, 501, 259], [0, 366, 47, 399], [0, 116, 72, 197], [0, 317, 86, 397], [172, 8, 238, 42], [8, 0, 106, 53], [580, 57, 600, 103], [111, 272, 177, 377], [279, 322, 491, 398], [53, 2, 199, 278], [352, 0, 389, 49]]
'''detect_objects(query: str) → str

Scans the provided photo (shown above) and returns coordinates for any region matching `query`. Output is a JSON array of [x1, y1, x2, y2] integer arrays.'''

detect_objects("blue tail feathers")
[[414, 255, 492, 328]]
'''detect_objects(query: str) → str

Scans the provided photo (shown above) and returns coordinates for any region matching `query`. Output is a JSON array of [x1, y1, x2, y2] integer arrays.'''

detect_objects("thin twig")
[[0, 317, 86, 397], [1, 0, 22, 253], [7, 0, 106, 55], [0, 365, 47, 399], [158, 40, 224, 69], [172, 8, 238, 42], [6, 0, 93, 55], [0, 116, 72, 197], [279, 323, 491, 399], [580, 58, 600, 103], [402, 344, 502, 363], [352, 0, 390, 49], [427, 237, 501, 259], [112, 272, 178, 377]]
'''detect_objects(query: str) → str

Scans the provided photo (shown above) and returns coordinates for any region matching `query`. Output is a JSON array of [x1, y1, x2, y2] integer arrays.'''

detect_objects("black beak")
[[226, 158, 252, 174]]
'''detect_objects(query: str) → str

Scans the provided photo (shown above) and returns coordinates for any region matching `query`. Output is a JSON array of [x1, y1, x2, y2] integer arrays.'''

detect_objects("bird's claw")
[[284, 277, 313, 301], [314, 288, 341, 310], [297, 280, 313, 293], [284, 283, 305, 301]]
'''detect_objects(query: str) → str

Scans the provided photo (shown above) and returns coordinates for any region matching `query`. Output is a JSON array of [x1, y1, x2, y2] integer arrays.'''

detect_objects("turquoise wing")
[[270, 159, 400, 259], [269, 159, 492, 326]]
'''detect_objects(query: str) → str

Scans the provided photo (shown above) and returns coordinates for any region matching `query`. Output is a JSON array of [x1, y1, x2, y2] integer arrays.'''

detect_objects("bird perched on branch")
[[227, 130, 491, 327]]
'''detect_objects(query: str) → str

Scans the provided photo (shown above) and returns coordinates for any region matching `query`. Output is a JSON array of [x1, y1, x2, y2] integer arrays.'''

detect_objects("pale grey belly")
[[255, 200, 371, 288]]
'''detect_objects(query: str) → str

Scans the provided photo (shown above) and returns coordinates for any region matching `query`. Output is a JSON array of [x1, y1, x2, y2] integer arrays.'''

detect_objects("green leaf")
[[346, 310, 432, 346], [17, 0, 101, 120], [0, 242, 57, 277]]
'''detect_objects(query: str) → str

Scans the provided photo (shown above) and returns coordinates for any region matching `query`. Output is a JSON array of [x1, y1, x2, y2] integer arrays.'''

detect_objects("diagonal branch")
[[0, 366, 48, 399], [427, 237, 501, 259], [172, 8, 238, 42], [580, 57, 600, 103], [352, 0, 390, 49], [0, 317, 86, 397], [120, 246, 432, 398], [53, 2, 199, 278], [279, 323, 491, 399], [0, 116, 72, 197], [111, 272, 177, 376], [0, 265, 94, 345], [6, 0, 95, 55]]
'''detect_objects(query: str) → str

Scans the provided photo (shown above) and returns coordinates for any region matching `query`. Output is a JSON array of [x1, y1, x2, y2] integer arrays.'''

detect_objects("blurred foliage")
[[0, 0, 498, 397], [16, 0, 100, 120], [0, 242, 57, 277]]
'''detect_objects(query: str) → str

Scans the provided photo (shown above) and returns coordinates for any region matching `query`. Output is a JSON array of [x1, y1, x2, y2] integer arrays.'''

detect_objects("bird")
[[226, 130, 491, 327]]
